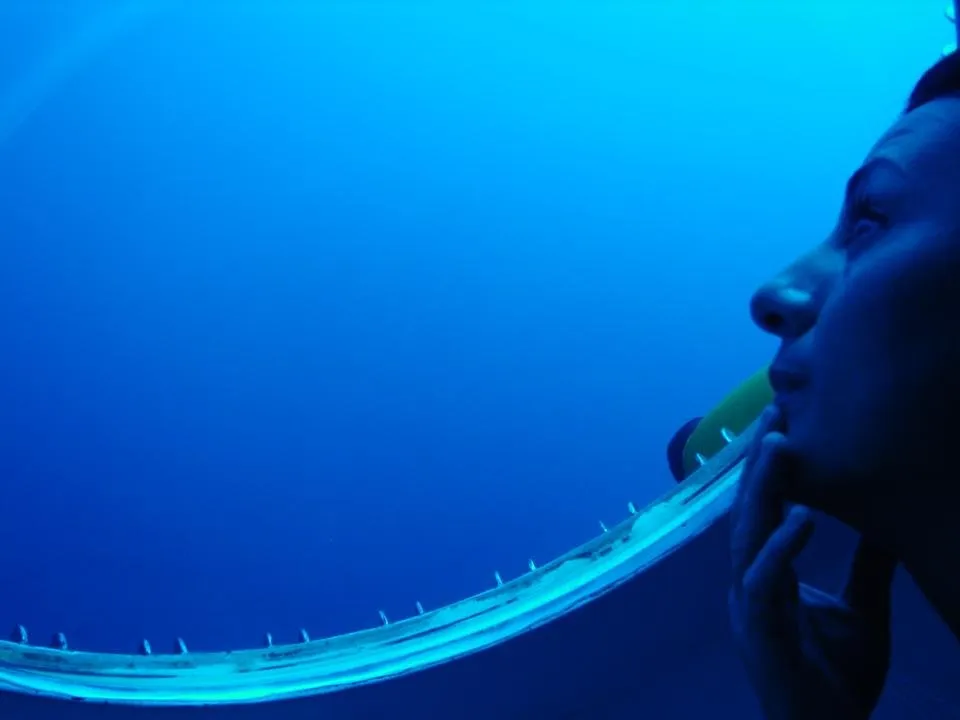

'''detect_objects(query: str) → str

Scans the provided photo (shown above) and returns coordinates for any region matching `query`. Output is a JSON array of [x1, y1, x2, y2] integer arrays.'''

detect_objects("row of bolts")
[[7, 426, 742, 656], [6, 426, 741, 657]]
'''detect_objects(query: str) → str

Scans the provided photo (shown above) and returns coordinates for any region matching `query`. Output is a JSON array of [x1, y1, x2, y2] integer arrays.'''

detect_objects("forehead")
[[866, 98, 960, 187]]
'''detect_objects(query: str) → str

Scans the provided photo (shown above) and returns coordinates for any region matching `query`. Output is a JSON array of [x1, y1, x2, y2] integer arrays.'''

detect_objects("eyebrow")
[[844, 157, 906, 203]]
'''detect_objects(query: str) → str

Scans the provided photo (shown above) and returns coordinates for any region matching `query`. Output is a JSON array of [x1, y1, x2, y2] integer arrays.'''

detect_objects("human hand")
[[729, 406, 897, 720]]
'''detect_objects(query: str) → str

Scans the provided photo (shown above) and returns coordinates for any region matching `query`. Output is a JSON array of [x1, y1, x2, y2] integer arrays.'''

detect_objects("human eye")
[[842, 195, 889, 252]]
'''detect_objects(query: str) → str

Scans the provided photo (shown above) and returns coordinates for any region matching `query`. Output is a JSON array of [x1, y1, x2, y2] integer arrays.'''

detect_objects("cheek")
[[786, 322, 895, 516], [810, 251, 960, 471], [802, 286, 904, 472]]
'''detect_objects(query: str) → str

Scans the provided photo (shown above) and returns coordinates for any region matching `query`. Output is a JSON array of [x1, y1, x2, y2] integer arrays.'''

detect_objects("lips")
[[768, 366, 808, 394]]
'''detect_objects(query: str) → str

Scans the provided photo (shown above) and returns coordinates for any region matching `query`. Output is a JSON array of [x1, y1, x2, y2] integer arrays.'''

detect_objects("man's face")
[[750, 97, 960, 525]]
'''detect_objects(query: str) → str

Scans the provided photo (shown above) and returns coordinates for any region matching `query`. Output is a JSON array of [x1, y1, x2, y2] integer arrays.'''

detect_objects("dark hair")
[[907, 51, 960, 111]]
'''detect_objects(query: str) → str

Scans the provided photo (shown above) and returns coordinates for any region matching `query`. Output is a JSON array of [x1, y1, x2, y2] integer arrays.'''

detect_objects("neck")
[[885, 500, 960, 640]]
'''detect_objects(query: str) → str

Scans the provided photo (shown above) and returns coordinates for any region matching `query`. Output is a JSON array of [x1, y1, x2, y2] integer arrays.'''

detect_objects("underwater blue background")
[[0, 1, 948, 655]]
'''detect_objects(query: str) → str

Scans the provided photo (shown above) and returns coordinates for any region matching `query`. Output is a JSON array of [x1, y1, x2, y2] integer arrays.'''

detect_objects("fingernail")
[[760, 404, 779, 428], [759, 431, 787, 455]]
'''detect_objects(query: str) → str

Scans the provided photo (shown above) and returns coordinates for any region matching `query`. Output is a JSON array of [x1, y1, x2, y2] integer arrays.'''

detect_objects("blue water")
[[0, 2, 944, 654]]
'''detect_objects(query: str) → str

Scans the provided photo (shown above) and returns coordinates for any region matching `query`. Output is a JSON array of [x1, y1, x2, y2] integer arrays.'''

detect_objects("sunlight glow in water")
[[0, 1, 167, 146]]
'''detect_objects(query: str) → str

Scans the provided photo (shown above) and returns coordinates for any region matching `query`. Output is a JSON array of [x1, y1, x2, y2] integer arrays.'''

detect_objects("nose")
[[750, 276, 819, 339]]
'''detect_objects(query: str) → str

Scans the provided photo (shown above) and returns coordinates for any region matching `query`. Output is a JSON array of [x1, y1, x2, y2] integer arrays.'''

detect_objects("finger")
[[842, 536, 897, 615], [731, 431, 793, 582], [741, 505, 815, 601], [732, 430, 786, 579], [730, 405, 782, 532]]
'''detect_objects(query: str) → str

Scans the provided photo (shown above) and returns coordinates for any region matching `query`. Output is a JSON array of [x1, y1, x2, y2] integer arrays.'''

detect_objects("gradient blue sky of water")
[[0, 2, 947, 652]]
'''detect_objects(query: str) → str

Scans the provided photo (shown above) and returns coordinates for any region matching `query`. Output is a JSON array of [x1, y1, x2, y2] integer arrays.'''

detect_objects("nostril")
[[760, 312, 785, 334], [750, 291, 784, 334], [750, 280, 815, 337]]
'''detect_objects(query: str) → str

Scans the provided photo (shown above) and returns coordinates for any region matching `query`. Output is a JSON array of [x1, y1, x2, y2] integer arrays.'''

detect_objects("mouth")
[[768, 366, 810, 435], [767, 366, 808, 396]]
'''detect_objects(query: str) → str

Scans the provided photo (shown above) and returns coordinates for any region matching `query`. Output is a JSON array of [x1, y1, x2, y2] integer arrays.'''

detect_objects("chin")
[[782, 423, 865, 526]]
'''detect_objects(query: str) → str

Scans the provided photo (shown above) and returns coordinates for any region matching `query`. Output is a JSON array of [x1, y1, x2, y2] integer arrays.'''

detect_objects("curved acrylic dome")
[[0, 423, 755, 716], [0, 418, 957, 720], [1, 3, 959, 719]]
